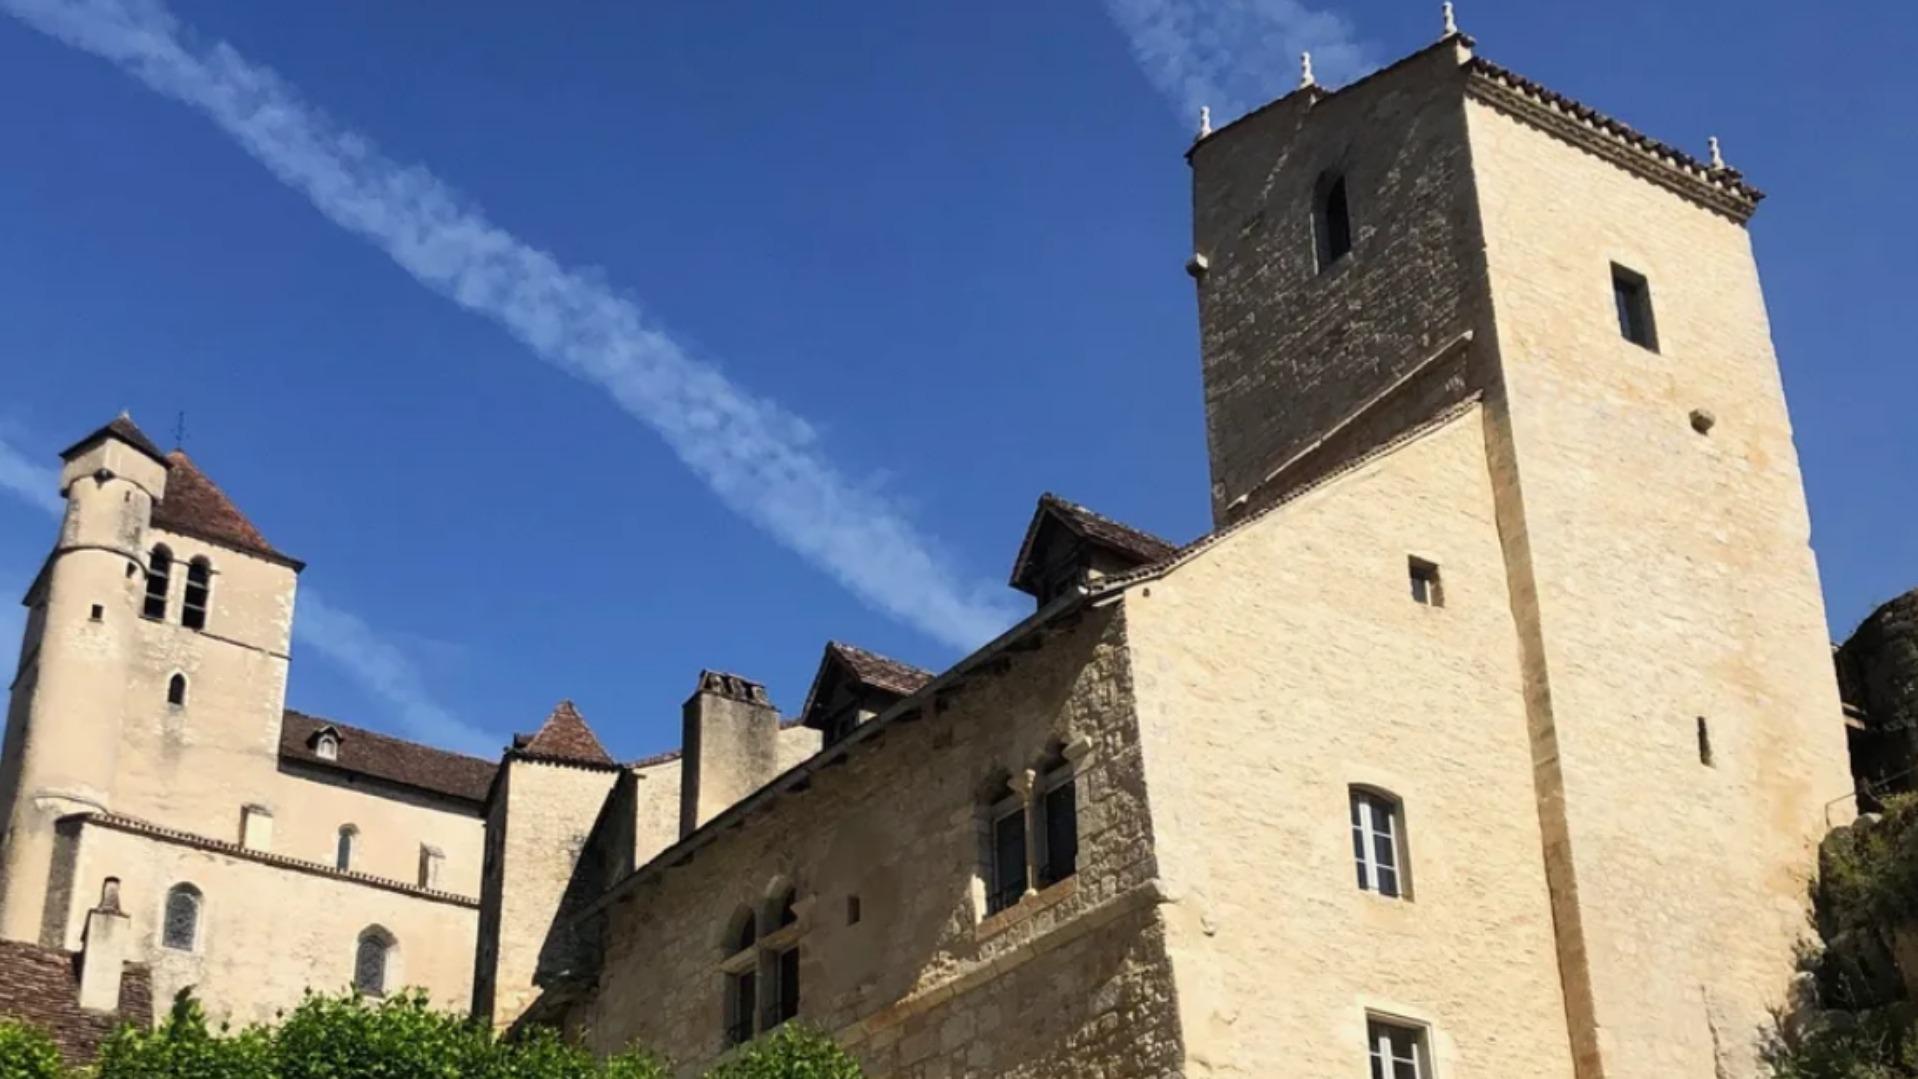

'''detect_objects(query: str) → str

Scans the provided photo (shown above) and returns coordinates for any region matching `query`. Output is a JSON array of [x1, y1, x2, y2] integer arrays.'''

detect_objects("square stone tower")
[[1187, 30, 1853, 1078]]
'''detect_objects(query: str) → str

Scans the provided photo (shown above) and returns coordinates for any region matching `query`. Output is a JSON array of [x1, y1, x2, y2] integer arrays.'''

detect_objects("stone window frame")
[[142, 544, 173, 621], [973, 736, 1093, 923], [417, 844, 445, 890], [181, 556, 213, 631], [1350, 785, 1412, 901], [717, 881, 810, 1051], [166, 671, 189, 708], [336, 824, 359, 872], [353, 925, 399, 997], [159, 881, 203, 953], [1363, 1007, 1440, 1079]]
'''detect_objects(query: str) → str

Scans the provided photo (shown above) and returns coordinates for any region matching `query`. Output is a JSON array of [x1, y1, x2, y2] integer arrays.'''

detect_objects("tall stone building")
[[0, 20, 1875, 1078]]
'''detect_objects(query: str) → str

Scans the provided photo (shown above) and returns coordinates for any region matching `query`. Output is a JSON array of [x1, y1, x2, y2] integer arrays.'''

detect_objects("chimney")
[[679, 671, 781, 838], [79, 878, 131, 1012]]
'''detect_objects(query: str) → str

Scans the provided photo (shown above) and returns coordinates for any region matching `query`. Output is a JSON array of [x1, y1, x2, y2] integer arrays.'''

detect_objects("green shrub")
[[0, 1019, 68, 1079], [94, 991, 275, 1079], [705, 1025, 861, 1079]]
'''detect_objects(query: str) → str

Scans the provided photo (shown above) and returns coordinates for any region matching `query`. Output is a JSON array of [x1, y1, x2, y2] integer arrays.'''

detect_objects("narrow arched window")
[[162, 883, 201, 951], [182, 558, 211, 631], [1350, 787, 1408, 899], [353, 927, 393, 996], [143, 546, 172, 620], [1314, 171, 1353, 271], [336, 825, 359, 871], [723, 908, 757, 1047], [166, 673, 187, 707]]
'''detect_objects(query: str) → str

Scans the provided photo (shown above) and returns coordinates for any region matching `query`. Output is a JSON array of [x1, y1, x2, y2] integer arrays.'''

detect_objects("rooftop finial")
[[1443, 1, 1458, 36], [1198, 105, 1212, 139], [1300, 51, 1316, 89], [1708, 136, 1726, 170]]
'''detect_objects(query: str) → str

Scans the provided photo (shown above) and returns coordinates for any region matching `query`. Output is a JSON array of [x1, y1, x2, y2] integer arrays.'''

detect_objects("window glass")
[[1040, 774, 1078, 887], [774, 947, 800, 1026], [354, 932, 388, 996], [143, 547, 171, 620], [182, 559, 210, 630], [989, 806, 1027, 913], [1351, 791, 1403, 898], [1368, 1019, 1427, 1079], [162, 885, 199, 950], [727, 971, 756, 1046]]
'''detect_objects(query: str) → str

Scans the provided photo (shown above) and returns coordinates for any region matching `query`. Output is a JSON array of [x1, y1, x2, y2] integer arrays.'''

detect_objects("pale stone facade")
[[0, 21, 1876, 1079]]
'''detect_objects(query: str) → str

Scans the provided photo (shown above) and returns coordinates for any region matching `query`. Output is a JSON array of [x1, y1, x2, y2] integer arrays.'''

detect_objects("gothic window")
[[336, 825, 359, 871], [1409, 558, 1443, 607], [182, 558, 211, 630], [722, 908, 757, 1048], [353, 927, 393, 996], [143, 545, 172, 620], [1367, 1016, 1431, 1079], [167, 673, 188, 707], [1351, 788, 1406, 899], [1037, 765, 1079, 888], [1612, 263, 1659, 351], [162, 883, 201, 951], [1314, 171, 1353, 270], [986, 789, 1028, 915]]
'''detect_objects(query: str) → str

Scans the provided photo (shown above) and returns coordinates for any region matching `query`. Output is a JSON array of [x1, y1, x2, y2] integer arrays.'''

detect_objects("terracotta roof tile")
[[151, 451, 300, 567], [826, 642, 934, 698], [512, 700, 615, 766], [0, 938, 151, 1065], [281, 710, 497, 803]]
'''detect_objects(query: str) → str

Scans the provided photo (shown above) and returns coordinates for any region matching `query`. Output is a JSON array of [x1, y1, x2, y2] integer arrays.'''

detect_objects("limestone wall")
[[1126, 406, 1577, 1077], [59, 815, 476, 1025], [1466, 92, 1856, 1075], [579, 609, 1186, 1077]]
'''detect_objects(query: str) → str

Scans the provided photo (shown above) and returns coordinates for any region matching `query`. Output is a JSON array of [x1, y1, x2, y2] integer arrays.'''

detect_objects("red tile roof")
[[1009, 493, 1180, 593], [511, 700, 615, 766], [151, 450, 301, 567], [0, 938, 151, 1065], [280, 709, 497, 803], [826, 642, 933, 698]]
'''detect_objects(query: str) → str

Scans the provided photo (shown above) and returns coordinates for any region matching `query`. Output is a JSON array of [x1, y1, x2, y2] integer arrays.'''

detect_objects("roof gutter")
[[579, 586, 1103, 920]]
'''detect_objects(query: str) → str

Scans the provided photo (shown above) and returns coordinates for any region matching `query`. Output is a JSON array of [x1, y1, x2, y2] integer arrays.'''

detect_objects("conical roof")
[[513, 700, 614, 766]]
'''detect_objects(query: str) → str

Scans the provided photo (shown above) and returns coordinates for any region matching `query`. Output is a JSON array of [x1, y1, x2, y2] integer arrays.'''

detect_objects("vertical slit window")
[[336, 825, 358, 871], [182, 558, 210, 630], [1697, 716, 1714, 767], [1612, 264, 1659, 351], [143, 546, 172, 620], [1315, 171, 1353, 271]]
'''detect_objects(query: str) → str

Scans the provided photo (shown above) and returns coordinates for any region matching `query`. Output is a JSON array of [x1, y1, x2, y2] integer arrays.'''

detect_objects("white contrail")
[[1103, 0, 1376, 121], [0, 433, 496, 755], [1, 0, 1019, 651]]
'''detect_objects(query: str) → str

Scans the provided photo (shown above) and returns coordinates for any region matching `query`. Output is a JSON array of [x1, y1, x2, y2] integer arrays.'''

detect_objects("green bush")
[[95, 991, 275, 1079], [0, 1019, 68, 1079], [706, 1025, 861, 1079]]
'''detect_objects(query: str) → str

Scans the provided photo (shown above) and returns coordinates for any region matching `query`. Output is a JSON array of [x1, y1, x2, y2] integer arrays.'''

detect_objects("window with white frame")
[[1368, 1016, 1431, 1079], [1350, 788, 1406, 899]]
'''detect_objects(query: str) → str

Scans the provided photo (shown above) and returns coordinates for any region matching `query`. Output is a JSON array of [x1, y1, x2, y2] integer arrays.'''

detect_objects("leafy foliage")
[[706, 1025, 862, 1079], [14, 987, 848, 1078], [1766, 797, 1918, 1077], [0, 1019, 67, 1079]]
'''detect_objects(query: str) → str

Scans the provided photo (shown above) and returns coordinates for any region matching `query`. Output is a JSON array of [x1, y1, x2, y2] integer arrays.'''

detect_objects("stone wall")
[[58, 814, 476, 1025], [1466, 81, 1856, 1076], [1125, 406, 1577, 1077], [577, 608, 1186, 1077], [1189, 42, 1485, 524]]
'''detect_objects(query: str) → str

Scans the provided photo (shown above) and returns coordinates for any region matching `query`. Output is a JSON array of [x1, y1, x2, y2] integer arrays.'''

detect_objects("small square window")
[[89, 604, 104, 622], [1612, 264, 1659, 351], [1409, 558, 1443, 607], [1368, 1017, 1431, 1079]]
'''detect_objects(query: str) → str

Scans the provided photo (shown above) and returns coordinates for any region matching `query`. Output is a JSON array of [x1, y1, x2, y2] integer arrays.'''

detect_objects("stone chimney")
[[679, 670, 781, 838], [78, 878, 131, 1012]]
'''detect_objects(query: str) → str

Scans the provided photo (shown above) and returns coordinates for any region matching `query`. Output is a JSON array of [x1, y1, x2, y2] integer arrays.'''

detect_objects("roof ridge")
[[515, 699, 614, 766]]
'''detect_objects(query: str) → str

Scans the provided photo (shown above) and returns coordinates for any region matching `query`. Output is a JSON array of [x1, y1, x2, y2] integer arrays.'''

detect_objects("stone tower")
[[0, 416, 302, 948], [1187, 31, 1853, 1078]]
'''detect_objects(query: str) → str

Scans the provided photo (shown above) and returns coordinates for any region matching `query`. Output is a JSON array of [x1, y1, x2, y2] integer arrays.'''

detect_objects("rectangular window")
[[1368, 1018, 1430, 1079], [1351, 790, 1403, 899], [1409, 558, 1442, 607], [1697, 716, 1714, 767], [987, 802, 1028, 914], [726, 971, 756, 1047], [1612, 264, 1658, 351], [772, 947, 800, 1027], [1038, 771, 1078, 887]]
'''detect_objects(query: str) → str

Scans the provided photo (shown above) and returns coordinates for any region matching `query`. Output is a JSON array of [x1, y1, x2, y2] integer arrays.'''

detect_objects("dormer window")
[[316, 731, 340, 761]]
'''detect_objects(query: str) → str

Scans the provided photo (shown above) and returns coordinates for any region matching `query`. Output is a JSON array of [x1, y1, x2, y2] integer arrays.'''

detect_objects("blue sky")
[[1, 0, 1912, 761]]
